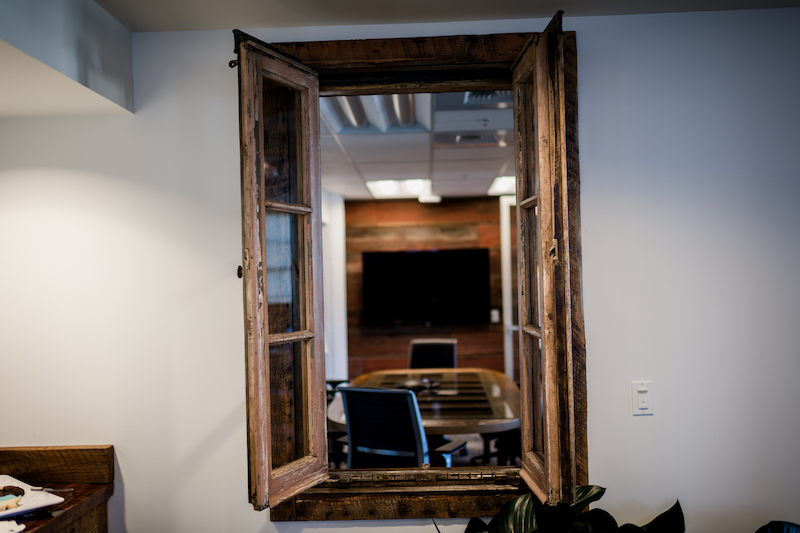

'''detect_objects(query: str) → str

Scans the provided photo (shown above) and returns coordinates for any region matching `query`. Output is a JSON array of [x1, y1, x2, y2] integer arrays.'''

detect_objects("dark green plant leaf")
[[614, 501, 684, 533], [465, 517, 490, 533], [615, 525, 645, 533], [755, 521, 800, 533], [484, 486, 607, 533], [570, 508, 618, 533], [641, 500, 684, 533], [485, 492, 544, 533], [569, 486, 608, 522]]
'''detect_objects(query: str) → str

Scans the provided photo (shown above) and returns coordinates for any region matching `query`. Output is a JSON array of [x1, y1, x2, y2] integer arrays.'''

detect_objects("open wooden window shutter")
[[512, 12, 587, 504], [235, 30, 329, 510]]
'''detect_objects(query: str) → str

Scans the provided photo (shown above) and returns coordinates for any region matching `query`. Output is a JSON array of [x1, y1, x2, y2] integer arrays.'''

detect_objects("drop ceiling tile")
[[338, 132, 431, 163], [434, 146, 515, 161], [322, 163, 370, 199], [322, 180, 372, 199], [320, 120, 332, 135], [434, 109, 513, 132], [432, 178, 494, 197], [358, 161, 430, 181], [321, 135, 350, 164], [433, 158, 509, 181]]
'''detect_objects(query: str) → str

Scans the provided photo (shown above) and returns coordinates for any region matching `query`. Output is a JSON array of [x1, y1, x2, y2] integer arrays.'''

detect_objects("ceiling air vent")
[[455, 133, 496, 144], [463, 90, 513, 105], [434, 130, 512, 148]]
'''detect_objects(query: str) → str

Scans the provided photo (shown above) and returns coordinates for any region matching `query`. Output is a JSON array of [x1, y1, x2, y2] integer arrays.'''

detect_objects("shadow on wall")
[[77, 0, 134, 111]]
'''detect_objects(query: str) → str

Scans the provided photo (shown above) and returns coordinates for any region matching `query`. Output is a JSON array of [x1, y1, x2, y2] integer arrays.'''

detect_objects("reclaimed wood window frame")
[[234, 11, 587, 519], [236, 38, 328, 509]]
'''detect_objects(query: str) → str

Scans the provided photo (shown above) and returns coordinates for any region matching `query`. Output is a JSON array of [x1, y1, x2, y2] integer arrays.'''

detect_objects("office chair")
[[326, 380, 349, 469], [339, 387, 465, 468], [408, 338, 457, 369]]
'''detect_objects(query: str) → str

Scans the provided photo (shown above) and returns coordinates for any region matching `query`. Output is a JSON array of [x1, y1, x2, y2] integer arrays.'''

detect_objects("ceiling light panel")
[[487, 176, 517, 196], [366, 179, 432, 199]]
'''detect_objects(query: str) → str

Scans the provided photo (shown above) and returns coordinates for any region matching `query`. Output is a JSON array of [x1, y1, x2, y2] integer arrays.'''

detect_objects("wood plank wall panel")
[[344, 198, 512, 377]]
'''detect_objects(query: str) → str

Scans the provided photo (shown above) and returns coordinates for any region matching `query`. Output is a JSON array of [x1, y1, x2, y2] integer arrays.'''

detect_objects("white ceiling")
[[94, 0, 800, 32], [320, 92, 516, 199]]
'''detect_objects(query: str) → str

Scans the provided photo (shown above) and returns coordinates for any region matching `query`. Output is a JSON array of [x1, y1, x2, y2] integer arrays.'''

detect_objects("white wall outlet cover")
[[631, 380, 654, 416]]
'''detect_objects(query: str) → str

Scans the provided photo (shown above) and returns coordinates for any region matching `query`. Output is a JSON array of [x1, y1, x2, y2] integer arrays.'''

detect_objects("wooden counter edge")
[[0, 445, 114, 484]]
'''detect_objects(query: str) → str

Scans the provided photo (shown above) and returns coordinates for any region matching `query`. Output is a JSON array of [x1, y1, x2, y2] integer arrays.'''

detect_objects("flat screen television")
[[361, 248, 491, 327]]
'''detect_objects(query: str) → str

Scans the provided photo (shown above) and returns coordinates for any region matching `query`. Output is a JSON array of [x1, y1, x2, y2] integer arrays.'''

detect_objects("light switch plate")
[[631, 380, 654, 416]]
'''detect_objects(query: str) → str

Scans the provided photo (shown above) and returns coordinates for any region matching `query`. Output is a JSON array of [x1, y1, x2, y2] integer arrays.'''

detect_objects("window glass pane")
[[269, 340, 309, 470], [262, 76, 302, 204], [510, 203, 519, 327], [519, 82, 538, 199], [527, 334, 544, 457], [524, 205, 540, 327], [265, 211, 306, 334]]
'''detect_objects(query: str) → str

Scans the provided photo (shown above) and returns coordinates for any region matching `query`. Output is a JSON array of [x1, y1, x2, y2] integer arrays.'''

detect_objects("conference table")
[[327, 367, 520, 436]]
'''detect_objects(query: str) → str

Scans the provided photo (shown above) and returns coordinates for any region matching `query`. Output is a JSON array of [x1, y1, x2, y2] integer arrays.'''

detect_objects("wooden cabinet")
[[0, 446, 114, 533]]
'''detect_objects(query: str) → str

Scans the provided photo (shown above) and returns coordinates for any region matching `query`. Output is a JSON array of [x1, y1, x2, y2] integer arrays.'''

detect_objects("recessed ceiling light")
[[377, 180, 397, 195], [366, 179, 432, 200], [488, 176, 516, 196], [406, 179, 425, 194], [418, 194, 442, 204]]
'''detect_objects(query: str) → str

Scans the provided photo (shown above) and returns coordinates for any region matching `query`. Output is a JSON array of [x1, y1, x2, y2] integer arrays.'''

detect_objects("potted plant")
[[464, 486, 684, 533]]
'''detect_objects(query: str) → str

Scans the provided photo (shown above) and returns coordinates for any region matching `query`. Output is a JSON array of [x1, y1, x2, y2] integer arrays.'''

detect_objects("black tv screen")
[[361, 248, 490, 327]]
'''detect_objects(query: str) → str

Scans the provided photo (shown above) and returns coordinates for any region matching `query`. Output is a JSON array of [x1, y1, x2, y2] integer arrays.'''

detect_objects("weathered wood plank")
[[238, 41, 271, 511], [0, 446, 114, 484], [563, 32, 588, 488], [271, 468, 525, 521], [271, 34, 533, 72], [269, 34, 532, 95]]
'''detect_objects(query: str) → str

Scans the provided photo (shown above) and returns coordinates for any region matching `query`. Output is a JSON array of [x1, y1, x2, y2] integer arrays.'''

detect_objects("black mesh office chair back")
[[339, 387, 428, 468], [408, 338, 457, 368]]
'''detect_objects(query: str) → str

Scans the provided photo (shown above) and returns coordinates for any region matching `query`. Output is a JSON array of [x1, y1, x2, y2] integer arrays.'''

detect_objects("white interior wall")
[[1, 8, 799, 533], [321, 190, 349, 382], [0, 0, 134, 112], [572, 10, 800, 531]]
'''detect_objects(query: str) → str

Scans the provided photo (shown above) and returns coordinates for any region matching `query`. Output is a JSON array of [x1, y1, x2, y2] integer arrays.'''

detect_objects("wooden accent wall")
[[345, 197, 506, 377]]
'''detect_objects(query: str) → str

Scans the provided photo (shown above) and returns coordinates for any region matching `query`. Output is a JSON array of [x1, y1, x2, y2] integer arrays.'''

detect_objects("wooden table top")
[[328, 367, 520, 435], [0, 445, 114, 533], [10, 482, 113, 533]]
